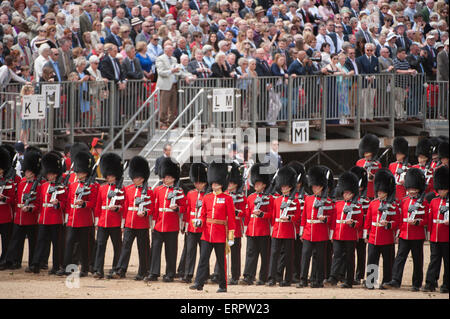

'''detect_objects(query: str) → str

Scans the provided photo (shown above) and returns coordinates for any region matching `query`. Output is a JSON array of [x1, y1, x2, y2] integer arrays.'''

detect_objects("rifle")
[[47, 174, 67, 209], [134, 180, 152, 216], [192, 185, 210, 228], [280, 172, 304, 219], [364, 146, 391, 178], [395, 159, 409, 185], [378, 191, 397, 229], [73, 158, 100, 208], [21, 175, 42, 209], [343, 187, 362, 223], [314, 170, 333, 219], [167, 179, 184, 208], [0, 162, 16, 199], [407, 190, 426, 222], [439, 195, 449, 223], [107, 162, 128, 209]]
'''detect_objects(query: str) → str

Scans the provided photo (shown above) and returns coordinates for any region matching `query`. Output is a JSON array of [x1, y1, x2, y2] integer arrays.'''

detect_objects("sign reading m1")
[[21, 95, 46, 120], [292, 121, 309, 144], [213, 88, 234, 112]]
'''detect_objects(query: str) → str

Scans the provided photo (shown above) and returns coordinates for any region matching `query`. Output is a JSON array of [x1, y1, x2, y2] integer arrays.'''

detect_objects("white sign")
[[212, 88, 234, 113], [42, 84, 60, 108], [292, 121, 309, 144], [22, 95, 46, 120]]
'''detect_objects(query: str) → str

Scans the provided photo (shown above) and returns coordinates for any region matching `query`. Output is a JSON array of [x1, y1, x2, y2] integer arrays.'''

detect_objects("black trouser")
[[194, 240, 226, 289], [32, 224, 63, 271], [94, 227, 122, 275], [88, 225, 96, 271], [183, 232, 202, 279], [149, 230, 178, 278], [177, 233, 187, 277], [243, 235, 270, 282], [6, 224, 37, 267], [391, 238, 424, 288], [355, 238, 366, 281], [300, 240, 326, 285], [366, 243, 394, 286], [268, 237, 294, 283], [278, 236, 302, 282], [214, 237, 241, 281], [0, 222, 12, 264], [425, 242, 449, 289], [329, 240, 356, 286], [116, 228, 150, 277], [63, 226, 90, 273], [310, 240, 333, 282]]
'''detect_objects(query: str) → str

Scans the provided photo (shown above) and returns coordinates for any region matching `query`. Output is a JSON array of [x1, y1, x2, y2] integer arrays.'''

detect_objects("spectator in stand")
[[356, 42, 379, 122], [136, 41, 153, 81]]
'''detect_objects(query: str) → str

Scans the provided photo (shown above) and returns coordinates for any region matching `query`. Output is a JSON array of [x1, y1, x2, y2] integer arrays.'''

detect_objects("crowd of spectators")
[[0, 0, 448, 133]]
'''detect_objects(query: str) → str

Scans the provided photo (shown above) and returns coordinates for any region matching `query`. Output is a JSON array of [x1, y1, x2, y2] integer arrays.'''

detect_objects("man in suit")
[[420, 0, 435, 23], [395, 23, 411, 53], [378, 47, 394, 73], [255, 48, 272, 77], [57, 38, 75, 80], [217, 20, 228, 42], [105, 23, 123, 49], [422, 34, 438, 81], [11, 33, 33, 69], [316, 24, 336, 54], [43, 48, 64, 82], [406, 42, 427, 118], [356, 43, 379, 121], [154, 143, 172, 175], [173, 37, 191, 63], [239, 0, 254, 18], [71, 23, 85, 49], [436, 40, 449, 119], [326, 21, 338, 53], [344, 46, 359, 115], [187, 50, 212, 78], [190, 0, 202, 13], [287, 50, 306, 76], [274, 38, 293, 67], [156, 43, 193, 130], [355, 19, 374, 44], [122, 44, 145, 119], [79, 1, 94, 37], [263, 140, 283, 173]]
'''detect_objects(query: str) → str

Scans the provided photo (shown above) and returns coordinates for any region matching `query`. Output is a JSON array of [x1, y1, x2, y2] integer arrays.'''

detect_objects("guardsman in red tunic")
[[389, 137, 411, 201], [356, 134, 382, 199], [93, 153, 125, 279], [1, 151, 41, 271], [412, 138, 434, 194], [383, 168, 429, 291], [241, 163, 274, 286], [0, 146, 16, 267], [218, 164, 247, 285], [267, 166, 301, 287], [423, 166, 449, 293], [298, 166, 335, 288], [148, 158, 186, 282], [429, 137, 445, 169], [113, 156, 153, 280], [58, 151, 98, 277], [324, 172, 363, 288], [190, 162, 236, 293], [349, 166, 370, 285], [31, 152, 67, 274], [179, 163, 208, 283], [363, 169, 400, 289], [437, 141, 449, 168]]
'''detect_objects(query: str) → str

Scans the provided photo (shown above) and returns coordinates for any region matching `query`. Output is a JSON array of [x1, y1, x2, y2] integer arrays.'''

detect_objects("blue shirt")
[[136, 53, 152, 73]]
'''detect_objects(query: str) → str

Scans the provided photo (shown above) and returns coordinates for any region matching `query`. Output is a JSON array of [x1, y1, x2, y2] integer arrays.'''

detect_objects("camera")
[[310, 57, 322, 62]]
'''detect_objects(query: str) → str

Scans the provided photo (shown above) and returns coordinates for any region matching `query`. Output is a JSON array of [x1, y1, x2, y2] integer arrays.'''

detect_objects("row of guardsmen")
[[0, 135, 448, 293]]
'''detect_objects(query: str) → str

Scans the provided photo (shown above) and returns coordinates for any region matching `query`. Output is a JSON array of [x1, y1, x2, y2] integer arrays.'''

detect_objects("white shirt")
[[0, 65, 28, 88], [33, 55, 49, 82], [316, 34, 336, 54]]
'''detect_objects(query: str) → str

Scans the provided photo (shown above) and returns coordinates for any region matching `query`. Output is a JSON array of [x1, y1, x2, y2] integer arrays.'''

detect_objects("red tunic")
[[356, 158, 381, 198], [357, 196, 370, 239], [153, 185, 186, 233], [272, 195, 301, 239], [66, 181, 98, 228], [38, 181, 67, 225], [0, 177, 15, 224], [364, 199, 400, 245], [427, 196, 449, 243], [388, 161, 410, 201], [226, 191, 247, 238], [199, 192, 236, 243], [301, 195, 334, 242], [185, 189, 205, 234], [123, 184, 154, 229], [14, 180, 41, 226], [95, 183, 125, 228], [331, 200, 364, 241], [245, 193, 273, 237], [398, 196, 429, 240]]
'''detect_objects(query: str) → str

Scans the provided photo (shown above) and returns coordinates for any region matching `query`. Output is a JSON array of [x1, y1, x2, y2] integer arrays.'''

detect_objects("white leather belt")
[[433, 219, 447, 224], [128, 207, 139, 211], [336, 220, 348, 224], [70, 204, 82, 209], [307, 219, 323, 224], [43, 203, 55, 208], [372, 222, 383, 227], [275, 218, 291, 223], [159, 208, 175, 212]]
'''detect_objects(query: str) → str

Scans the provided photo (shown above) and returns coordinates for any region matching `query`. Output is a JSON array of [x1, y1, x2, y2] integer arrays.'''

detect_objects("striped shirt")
[[393, 58, 410, 88]]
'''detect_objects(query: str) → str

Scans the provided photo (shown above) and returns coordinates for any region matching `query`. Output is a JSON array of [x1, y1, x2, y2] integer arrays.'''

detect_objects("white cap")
[[386, 32, 398, 41], [426, 34, 435, 40]]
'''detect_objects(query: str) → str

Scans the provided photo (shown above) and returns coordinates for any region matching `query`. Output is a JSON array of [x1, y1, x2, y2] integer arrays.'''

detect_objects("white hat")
[[445, 39, 449, 46], [386, 32, 398, 41], [435, 42, 444, 49], [426, 34, 435, 40]]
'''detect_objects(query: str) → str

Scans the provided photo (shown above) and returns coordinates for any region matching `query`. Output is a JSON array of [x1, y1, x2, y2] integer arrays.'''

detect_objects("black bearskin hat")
[[158, 157, 180, 181], [228, 163, 243, 189], [41, 152, 63, 177], [307, 165, 330, 189], [337, 171, 360, 197], [359, 134, 380, 158], [287, 161, 307, 185], [250, 163, 272, 187], [404, 168, 426, 192], [70, 142, 89, 160], [100, 153, 123, 180], [438, 141, 449, 160], [22, 151, 42, 176], [207, 162, 229, 191], [0, 146, 11, 172], [393, 137, 409, 156], [374, 168, 396, 198], [433, 166, 449, 191], [350, 166, 368, 193], [190, 162, 208, 184], [429, 137, 442, 155], [1, 144, 16, 166], [415, 138, 432, 159], [276, 165, 298, 191], [73, 151, 94, 174], [129, 156, 150, 181]]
